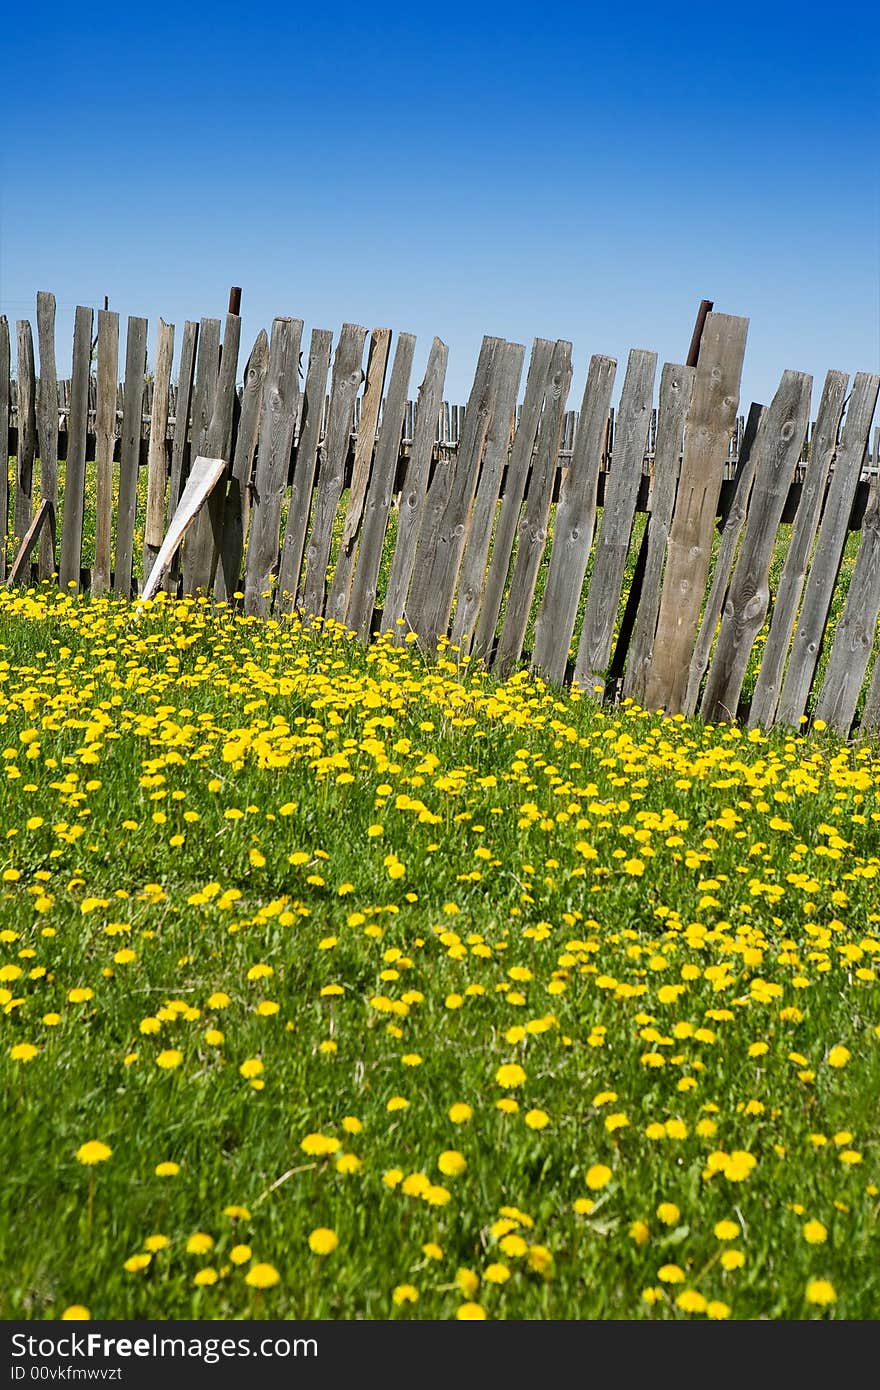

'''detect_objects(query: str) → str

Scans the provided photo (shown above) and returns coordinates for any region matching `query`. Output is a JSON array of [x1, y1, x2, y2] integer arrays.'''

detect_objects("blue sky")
[[2, 0, 878, 418]]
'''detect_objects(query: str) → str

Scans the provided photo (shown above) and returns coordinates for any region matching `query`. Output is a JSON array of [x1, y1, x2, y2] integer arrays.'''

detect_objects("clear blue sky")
[[2, 0, 878, 418]]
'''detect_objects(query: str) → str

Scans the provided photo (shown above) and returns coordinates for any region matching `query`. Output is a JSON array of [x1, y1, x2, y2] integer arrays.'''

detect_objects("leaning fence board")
[[58, 306, 94, 590], [346, 332, 416, 640], [216, 329, 269, 601], [301, 324, 367, 616], [623, 363, 696, 705], [450, 340, 525, 649], [572, 348, 657, 698], [775, 372, 880, 727], [140, 458, 226, 602], [748, 371, 848, 728], [143, 319, 175, 579], [7, 499, 52, 586], [166, 321, 199, 523], [408, 336, 504, 649], [185, 312, 242, 594], [114, 317, 148, 596], [700, 370, 812, 725], [327, 328, 392, 625], [813, 473, 880, 735], [277, 328, 333, 612], [683, 399, 765, 714], [381, 337, 448, 635], [532, 353, 618, 685], [494, 339, 574, 678], [471, 339, 556, 661], [0, 317, 9, 580], [92, 310, 119, 595], [35, 291, 59, 579], [243, 317, 303, 617], [642, 314, 749, 713], [15, 320, 36, 548]]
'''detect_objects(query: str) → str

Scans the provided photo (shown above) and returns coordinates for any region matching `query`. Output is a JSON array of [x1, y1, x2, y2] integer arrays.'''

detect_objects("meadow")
[[0, 584, 878, 1321]]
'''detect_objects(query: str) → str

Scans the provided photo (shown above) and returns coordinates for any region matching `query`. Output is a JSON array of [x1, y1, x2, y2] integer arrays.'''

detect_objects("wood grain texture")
[[7, 499, 52, 586], [277, 327, 333, 613], [683, 400, 765, 714], [700, 370, 812, 725], [15, 320, 37, 548], [346, 332, 416, 640], [776, 372, 880, 727], [623, 363, 696, 706], [494, 339, 573, 678], [141, 457, 226, 602], [0, 317, 9, 580], [166, 321, 199, 523], [642, 313, 749, 713], [572, 348, 657, 698], [216, 329, 269, 602], [300, 324, 367, 616], [747, 371, 848, 728], [143, 318, 175, 576], [859, 635, 880, 734], [92, 309, 119, 595], [185, 312, 241, 594], [408, 336, 504, 649], [532, 353, 617, 685], [381, 337, 448, 635], [114, 316, 148, 596], [58, 306, 94, 590], [471, 338, 556, 661], [35, 292, 59, 579], [450, 339, 525, 650], [243, 317, 303, 617], [813, 471, 880, 735]]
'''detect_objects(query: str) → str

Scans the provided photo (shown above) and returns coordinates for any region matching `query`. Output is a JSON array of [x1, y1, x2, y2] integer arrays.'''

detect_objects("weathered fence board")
[[700, 370, 812, 724], [8, 499, 53, 587], [92, 309, 119, 596], [15, 321, 36, 548], [747, 371, 848, 728], [381, 336, 448, 635], [494, 339, 573, 678], [189, 319, 221, 466], [58, 306, 94, 590], [532, 354, 619, 686], [572, 348, 657, 698], [142, 458, 226, 603], [623, 363, 696, 705], [775, 372, 880, 727], [35, 292, 59, 580], [301, 324, 367, 616], [0, 317, 9, 580], [186, 312, 242, 594], [450, 340, 525, 649], [813, 472, 880, 735], [860, 636, 880, 734], [642, 313, 749, 713], [683, 400, 765, 714], [217, 329, 269, 602], [277, 328, 333, 613], [143, 318, 175, 579], [346, 331, 416, 640], [114, 316, 148, 596], [166, 321, 199, 523]]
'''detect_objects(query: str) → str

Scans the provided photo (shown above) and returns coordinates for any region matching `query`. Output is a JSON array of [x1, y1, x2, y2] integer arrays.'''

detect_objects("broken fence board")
[[141, 457, 226, 602]]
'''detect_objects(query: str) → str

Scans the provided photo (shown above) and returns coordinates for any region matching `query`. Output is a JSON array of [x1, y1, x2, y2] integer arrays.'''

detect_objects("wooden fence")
[[2, 291, 880, 740]]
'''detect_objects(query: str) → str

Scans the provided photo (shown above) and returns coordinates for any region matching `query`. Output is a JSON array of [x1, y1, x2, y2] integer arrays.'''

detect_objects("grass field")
[[1, 586, 878, 1320]]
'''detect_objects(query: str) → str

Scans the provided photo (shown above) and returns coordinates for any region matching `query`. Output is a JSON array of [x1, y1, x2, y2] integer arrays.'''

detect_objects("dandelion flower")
[[585, 1164, 612, 1190], [61, 1307, 91, 1320], [438, 1150, 467, 1177], [456, 1302, 486, 1319], [448, 1103, 473, 1124], [308, 1228, 338, 1256], [803, 1221, 828, 1245], [245, 1263, 280, 1288], [392, 1284, 419, 1305], [495, 1063, 526, 1088], [805, 1279, 836, 1306], [76, 1141, 112, 1166]]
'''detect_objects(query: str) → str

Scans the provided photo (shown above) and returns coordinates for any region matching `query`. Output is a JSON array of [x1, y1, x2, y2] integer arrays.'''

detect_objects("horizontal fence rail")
[[2, 292, 880, 743]]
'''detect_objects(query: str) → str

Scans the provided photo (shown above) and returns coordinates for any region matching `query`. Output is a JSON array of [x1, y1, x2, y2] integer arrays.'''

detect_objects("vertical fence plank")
[[747, 371, 848, 727], [15, 321, 37, 550], [243, 317, 303, 616], [622, 363, 696, 705], [381, 337, 448, 635], [190, 319, 221, 464], [166, 321, 199, 523], [327, 328, 392, 625], [532, 354, 618, 685], [114, 316, 148, 596], [92, 310, 119, 595], [0, 317, 9, 580], [217, 329, 269, 602], [683, 399, 765, 714], [58, 307, 94, 590], [35, 292, 59, 579], [859, 638, 880, 734], [408, 336, 504, 649], [571, 348, 657, 698], [775, 372, 880, 727], [642, 313, 749, 713], [700, 370, 812, 725], [143, 319, 175, 580], [346, 332, 417, 640], [494, 340, 573, 677], [185, 312, 242, 594], [450, 340, 525, 649], [300, 324, 367, 617], [277, 328, 333, 613], [813, 472, 880, 735], [472, 339, 555, 661]]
